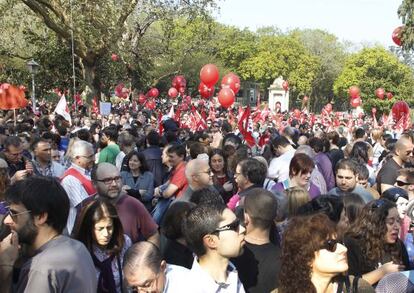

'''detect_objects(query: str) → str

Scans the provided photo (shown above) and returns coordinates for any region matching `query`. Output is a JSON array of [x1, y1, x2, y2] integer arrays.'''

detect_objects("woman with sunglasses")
[[343, 199, 409, 286], [74, 198, 131, 293], [279, 213, 374, 293]]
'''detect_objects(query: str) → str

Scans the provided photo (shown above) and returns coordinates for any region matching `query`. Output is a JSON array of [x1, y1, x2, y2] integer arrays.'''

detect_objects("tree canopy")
[[333, 47, 414, 114]]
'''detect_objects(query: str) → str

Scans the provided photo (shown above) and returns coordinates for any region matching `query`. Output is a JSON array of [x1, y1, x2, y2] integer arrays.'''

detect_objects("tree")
[[398, 0, 414, 50], [333, 47, 414, 114], [293, 29, 348, 111], [234, 32, 320, 108], [12, 0, 217, 102]]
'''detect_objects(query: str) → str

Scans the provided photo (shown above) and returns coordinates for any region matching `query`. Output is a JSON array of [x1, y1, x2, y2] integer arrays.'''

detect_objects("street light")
[[26, 59, 40, 114]]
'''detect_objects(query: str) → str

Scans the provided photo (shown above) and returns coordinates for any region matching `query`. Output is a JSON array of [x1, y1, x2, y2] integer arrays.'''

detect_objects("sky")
[[214, 0, 403, 47]]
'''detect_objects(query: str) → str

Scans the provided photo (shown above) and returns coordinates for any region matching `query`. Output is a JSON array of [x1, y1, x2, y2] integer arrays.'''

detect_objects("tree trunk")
[[81, 55, 101, 104]]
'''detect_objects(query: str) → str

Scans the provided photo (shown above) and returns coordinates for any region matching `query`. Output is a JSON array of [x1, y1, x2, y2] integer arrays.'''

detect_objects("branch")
[[21, 0, 88, 59], [151, 71, 178, 86]]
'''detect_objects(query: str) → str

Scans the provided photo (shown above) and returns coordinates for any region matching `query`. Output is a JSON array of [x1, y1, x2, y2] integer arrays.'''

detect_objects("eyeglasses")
[[397, 180, 413, 186], [6, 206, 31, 221], [97, 176, 122, 185], [79, 154, 94, 160], [321, 239, 342, 252], [213, 219, 241, 234]]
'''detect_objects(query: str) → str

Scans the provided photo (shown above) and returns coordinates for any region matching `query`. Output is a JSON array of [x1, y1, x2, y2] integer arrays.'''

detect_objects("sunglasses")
[[397, 180, 413, 187], [321, 239, 342, 252], [213, 219, 241, 234]]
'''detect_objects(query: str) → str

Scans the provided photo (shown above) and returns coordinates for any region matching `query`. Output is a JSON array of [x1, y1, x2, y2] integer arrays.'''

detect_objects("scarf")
[[92, 252, 117, 293]]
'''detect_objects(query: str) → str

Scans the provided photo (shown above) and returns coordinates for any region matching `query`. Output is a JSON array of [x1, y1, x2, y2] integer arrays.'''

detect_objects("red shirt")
[[169, 161, 188, 199]]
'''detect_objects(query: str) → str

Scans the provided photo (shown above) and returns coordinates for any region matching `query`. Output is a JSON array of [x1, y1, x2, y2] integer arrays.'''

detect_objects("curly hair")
[[279, 213, 336, 293], [344, 199, 401, 266]]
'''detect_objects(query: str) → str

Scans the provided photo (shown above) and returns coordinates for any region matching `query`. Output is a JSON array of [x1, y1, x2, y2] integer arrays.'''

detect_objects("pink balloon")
[[172, 75, 186, 90], [148, 88, 159, 98], [387, 92, 393, 100], [392, 26, 403, 46], [200, 64, 219, 87], [138, 94, 146, 104], [146, 100, 156, 110], [375, 88, 385, 100], [111, 54, 119, 62], [350, 97, 361, 108], [348, 86, 360, 99], [282, 81, 289, 91], [168, 87, 178, 98]]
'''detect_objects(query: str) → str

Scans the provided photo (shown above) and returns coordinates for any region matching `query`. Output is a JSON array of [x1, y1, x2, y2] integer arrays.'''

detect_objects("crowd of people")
[[0, 101, 413, 293]]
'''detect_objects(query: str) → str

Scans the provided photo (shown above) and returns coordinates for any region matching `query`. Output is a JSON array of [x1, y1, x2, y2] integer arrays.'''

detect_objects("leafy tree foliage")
[[333, 47, 414, 114]]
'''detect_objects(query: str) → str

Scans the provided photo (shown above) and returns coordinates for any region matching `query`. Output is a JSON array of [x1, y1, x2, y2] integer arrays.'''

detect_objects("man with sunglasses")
[[395, 168, 414, 201], [1, 177, 96, 293], [231, 188, 281, 293], [183, 203, 246, 292], [377, 134, 414, 194]]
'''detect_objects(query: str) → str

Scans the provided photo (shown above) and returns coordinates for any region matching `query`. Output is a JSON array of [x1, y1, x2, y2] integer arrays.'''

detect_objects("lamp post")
[[26, 59, 40, 114]]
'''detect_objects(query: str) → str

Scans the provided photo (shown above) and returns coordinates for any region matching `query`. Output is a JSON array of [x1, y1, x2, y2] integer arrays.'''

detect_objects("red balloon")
[[200, 64, 219, 87], [168, 87, 178, 98], [392, 26, 403, 46], [303, 95, 309, 102], [372, 107, 377, 114], [350, 97, 361, 108], [221, 73, 241, 94], [148, 88, 159, 98], [218, 88, 235, 108], [172, 75, 186, 90], [146, 100, 156, 110], [375, 88, 385, 100], [111, 53, 119, 62], [198, 82, 214, 99], [184, 96, 192, 104], [138, 94, 146, 104], [392, 101, 410, 121], [325, 103, 333, 113], [178, 86, 186, 95], [115, 83, 129, 99], [387, 92, 393, 100], [282, 81, 289, 91], [348, 86, 360, 99]]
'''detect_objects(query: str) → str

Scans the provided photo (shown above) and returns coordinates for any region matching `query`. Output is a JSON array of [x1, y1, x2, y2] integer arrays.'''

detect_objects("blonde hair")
[[287, 187, 310, 217], [371, 129, 383, 142]]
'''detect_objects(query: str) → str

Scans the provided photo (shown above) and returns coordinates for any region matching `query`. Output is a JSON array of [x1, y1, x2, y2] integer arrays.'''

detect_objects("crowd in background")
[[0, 103, 414, 293]]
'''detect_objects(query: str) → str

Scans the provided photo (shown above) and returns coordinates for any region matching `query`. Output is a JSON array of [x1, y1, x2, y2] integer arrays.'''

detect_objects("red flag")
[[238, 106, 256, 147], [92, 96, 99, 114]]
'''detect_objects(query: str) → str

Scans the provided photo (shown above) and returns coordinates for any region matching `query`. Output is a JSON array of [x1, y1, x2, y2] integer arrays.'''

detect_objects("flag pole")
[[70, 0, 76, 103]]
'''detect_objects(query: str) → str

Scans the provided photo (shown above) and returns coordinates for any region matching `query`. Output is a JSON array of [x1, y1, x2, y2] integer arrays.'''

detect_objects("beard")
[[17, 217, 38, 245]]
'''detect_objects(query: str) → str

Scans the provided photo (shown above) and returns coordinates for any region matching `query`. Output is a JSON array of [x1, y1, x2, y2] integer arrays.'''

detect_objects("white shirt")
[[186, 258, 245, 293], [115, 151, 125, 171], [163, 264, 191, 293], [268, 149, 295, 182], [61, 163, 91, 234]]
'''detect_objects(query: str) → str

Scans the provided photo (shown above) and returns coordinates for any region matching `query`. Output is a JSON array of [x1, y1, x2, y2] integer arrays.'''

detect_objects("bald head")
[[185, 159, 213, 189], [123, 241, 163, 274], [395, 135, 414, 164]]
